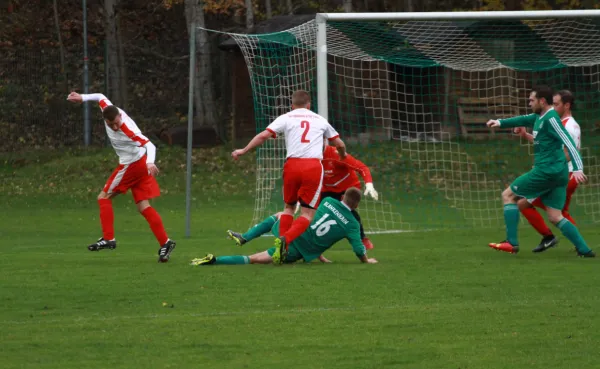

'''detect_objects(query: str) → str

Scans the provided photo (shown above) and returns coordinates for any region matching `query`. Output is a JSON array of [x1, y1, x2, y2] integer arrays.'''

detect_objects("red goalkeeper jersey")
[[322, 145, 373, 193]]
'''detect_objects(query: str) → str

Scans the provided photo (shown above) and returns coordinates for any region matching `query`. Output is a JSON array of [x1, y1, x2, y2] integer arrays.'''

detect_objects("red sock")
[[521, 207, 552, 237], [283, 216, 311, 244], [98, 198, 115, 240], [141, 207, 169, 245], [562, 211, 576, 225], [279, 214, 294, 236]]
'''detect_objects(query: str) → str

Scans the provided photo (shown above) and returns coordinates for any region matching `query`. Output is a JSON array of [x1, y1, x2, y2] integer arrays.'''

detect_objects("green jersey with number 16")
[[292, 197, 366, 262]]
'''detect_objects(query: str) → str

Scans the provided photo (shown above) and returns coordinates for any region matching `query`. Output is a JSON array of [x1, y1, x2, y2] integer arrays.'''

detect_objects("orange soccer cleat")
[[488, 241, 519, 254]]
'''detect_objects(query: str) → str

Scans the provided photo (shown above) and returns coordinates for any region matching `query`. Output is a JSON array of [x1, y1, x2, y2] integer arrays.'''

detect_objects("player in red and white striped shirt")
[[514, 90, 581, 253], [321, 140, 379, 249], [67, 92, 176, 262], [231, 90, 347, 263]]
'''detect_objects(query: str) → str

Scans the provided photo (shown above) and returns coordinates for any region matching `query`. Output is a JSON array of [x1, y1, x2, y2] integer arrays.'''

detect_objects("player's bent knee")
[[545, 209, 563, 224], [97, 191, 109, 200], [502, 187, 517, 203], [136, 200, 151, 212], [517, 198, 531, 211]]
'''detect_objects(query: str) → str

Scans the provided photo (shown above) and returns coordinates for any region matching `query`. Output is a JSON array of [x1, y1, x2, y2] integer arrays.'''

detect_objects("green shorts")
[[510, 167, 569, 210], [268, 220, 305, 263]]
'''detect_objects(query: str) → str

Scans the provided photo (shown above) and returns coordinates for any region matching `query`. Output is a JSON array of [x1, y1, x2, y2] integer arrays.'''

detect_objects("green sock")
[[215, 256, 250, 265], [503, 204, 519, 246], [557, 218, 591, 254], [242, 215, 277, 242]]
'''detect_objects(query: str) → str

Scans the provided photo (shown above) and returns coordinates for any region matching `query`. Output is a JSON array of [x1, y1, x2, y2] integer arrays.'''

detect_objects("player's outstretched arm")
[[490, 113, 537, 129], [330, 137, 346, 159], [348, 227, 377, 263], [67, 92, 113, 109], [231, 130, 273, 160], [342, 154, 378, 200]]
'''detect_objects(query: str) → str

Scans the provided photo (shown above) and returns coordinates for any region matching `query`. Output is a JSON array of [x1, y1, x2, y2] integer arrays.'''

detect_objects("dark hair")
[[555, 89, 575, 110], [343, 187, 362, 209], [292, 90, 311, 107], [532, 85, 554, 106], [102, 105, 120, 121]]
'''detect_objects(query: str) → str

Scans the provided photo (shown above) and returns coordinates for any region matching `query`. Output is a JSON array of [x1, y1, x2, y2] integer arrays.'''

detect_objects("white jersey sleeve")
[[562, 116, 581, 172], [266, 108, 339, 159]]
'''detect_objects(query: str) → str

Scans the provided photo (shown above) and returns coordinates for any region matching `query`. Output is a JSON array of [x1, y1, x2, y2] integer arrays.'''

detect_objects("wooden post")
[[231, 53, 237, 149]]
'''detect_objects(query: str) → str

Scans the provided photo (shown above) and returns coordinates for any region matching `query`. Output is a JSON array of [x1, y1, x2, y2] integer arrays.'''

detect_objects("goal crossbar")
[[317, 10, 600, 22], [316, 10, 600, 120]]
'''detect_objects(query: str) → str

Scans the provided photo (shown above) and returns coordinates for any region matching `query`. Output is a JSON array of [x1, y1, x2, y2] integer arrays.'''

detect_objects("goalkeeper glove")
[[364, 183, 379, 200]]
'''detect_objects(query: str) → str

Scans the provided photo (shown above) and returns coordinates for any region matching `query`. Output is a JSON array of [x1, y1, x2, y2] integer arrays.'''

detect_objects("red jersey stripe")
[[266, 128, 277, 138], [120, 123, 149, 146]]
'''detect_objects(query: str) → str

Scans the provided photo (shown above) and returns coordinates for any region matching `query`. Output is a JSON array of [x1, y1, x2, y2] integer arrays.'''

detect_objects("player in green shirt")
[[486, 85, 594, 257], [190, 187, 378, 265]]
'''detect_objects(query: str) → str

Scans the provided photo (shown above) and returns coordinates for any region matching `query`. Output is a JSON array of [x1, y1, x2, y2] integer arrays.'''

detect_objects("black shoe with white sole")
[[88, 237, 117, 251], [158, 239, 176, 263]]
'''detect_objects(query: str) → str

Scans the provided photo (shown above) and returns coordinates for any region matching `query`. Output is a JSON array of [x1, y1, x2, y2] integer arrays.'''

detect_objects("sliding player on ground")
[[231, 90, 347, 264], [513, 90, 581, 252], [485, 85, 594, 257], [67, 92, 176, 262], [322, 138, 379, 249], [191, 188, 377, 266]]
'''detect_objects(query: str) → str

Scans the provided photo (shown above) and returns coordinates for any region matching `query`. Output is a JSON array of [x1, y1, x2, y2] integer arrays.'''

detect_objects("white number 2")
[[311, 214, 337, 237]]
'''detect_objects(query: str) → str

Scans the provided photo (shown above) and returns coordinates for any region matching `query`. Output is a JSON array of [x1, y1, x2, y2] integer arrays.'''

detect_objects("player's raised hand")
[[231, 149, 246, 160], [147, 163, 159, 176], [486, 119, 501, 128], [364, 183, 379, 200], [67, 91, 83, 103], [572, 171, 587, 184]]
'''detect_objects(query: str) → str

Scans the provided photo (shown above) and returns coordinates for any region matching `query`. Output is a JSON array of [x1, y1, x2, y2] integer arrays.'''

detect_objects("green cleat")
[[190, 254, 216, 266], [272, 237, 287, 265], [227, 230, 247, 247]]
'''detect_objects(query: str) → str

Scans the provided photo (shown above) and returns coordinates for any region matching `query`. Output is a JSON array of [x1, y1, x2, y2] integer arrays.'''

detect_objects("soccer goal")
[[221, 10, 600, 232]]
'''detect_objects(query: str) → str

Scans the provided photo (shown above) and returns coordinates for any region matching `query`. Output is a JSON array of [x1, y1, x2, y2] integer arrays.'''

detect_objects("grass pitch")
[[1, 146, 599, 369]]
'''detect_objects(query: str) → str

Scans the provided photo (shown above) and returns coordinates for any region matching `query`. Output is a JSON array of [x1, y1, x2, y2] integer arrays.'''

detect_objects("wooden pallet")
[[458, 97, 520, 137]]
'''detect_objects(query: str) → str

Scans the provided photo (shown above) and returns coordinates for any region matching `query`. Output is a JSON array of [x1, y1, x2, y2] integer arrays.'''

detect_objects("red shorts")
[[283, 158, 323, 208], [531, 172, 578, 211], [103, 155, 160, 203]]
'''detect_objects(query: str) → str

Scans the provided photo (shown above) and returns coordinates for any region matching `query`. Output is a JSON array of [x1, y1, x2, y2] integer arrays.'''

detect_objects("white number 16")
[[311, 214, 337, 236]]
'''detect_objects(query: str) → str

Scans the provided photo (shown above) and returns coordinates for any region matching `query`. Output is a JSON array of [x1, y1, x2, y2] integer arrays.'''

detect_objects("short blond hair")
[[292, 90, 311, 107], [343, 187, 362, 209]]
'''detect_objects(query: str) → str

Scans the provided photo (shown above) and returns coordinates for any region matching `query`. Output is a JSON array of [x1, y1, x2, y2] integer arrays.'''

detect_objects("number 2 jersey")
[[266, 108, 339, 159], [288, 197, 366, 262]]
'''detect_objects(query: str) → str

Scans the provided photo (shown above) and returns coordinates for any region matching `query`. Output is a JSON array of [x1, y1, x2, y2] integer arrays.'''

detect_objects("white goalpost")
[[208, 10, 600, 233]]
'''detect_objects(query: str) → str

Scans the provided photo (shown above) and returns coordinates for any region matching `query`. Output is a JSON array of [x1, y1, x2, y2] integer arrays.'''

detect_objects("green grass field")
[[1, 146, 599, 369]]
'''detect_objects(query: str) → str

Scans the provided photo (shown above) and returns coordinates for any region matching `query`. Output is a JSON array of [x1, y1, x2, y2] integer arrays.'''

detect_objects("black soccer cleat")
[[532, 235, 559, 253], [227, 230, 247, 246], [577, 250, 596, 258], [88, 237, 117, 251], [158, 239, 176, 263]]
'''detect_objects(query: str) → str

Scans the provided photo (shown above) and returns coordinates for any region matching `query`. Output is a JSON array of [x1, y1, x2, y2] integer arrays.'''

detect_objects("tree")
[[265, 0, 272, 18], [185, 0, 219, 135], [246, 0, 254, 30], [343, 0, 352, 12], [104, 0, 127, 107]]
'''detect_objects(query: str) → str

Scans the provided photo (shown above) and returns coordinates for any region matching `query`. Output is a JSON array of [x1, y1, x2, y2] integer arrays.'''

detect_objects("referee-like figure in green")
[[486, 85, 594, 258]]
